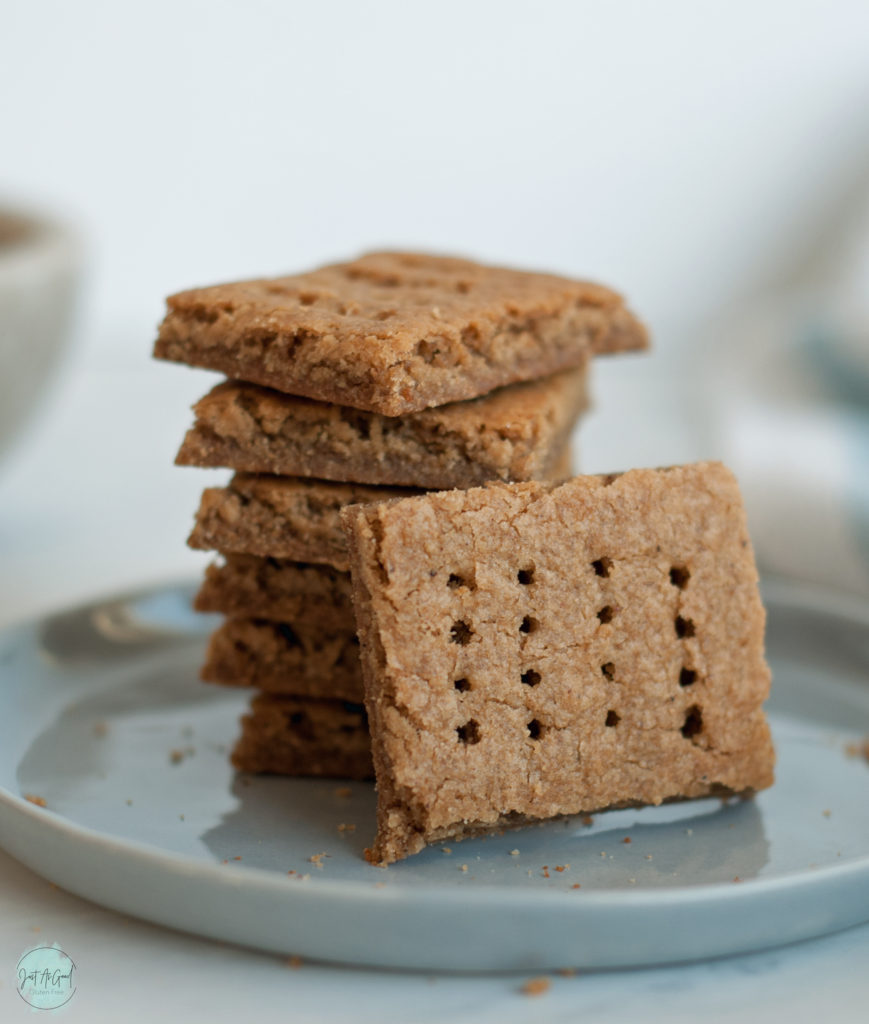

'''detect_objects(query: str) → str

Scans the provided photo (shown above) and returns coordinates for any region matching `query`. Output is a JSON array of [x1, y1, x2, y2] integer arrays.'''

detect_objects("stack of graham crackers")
[[154, 251, 775, 864]]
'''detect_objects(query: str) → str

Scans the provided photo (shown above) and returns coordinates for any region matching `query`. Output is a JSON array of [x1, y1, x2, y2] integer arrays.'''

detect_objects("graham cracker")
[[194, 554, 354, 628], [154, 251, 646, 415], [176, 366, 588, 489], [231, 694, 372, 780], [341, 462, 774, 864], [186, 449, 576, 570], [201, 617, 363, 700], [188, 473, 418, 571]]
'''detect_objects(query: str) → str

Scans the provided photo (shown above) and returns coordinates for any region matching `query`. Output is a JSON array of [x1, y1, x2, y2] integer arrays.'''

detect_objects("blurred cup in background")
[[0, 206, 82, 463]]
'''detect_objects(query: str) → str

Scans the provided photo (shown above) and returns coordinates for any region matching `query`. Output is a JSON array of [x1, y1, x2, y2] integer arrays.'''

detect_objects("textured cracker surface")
[[154, 251, 647, 415], [176, 367, 588, 489], [194, 554, 354, 628], [231, 694, 372, 779], [185, 454, 572, 570], [201, 617, 362, 700], [341, 462, 774, 864], [188, 473, 419, 571]]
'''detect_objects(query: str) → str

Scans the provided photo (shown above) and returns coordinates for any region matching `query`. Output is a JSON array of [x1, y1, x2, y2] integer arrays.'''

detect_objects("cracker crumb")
[[460, 864, 468, 872], [554, 864, 569, 872], [622, 837, 632, 844], [308, 852, 330, 869], [125, 799, 133, 806], [93, 721, 109, 737], [509, 849, 520, 856], [337, 823, 356, 832], [581, 815, 594, 826], [334, 786, 352, 798], [521, 977, 551, 997], [557, 967, 577, 977], [24, 794, 46, 808], [822, 809, 831, 818], [645, 854, 653, 861], [179, 814, 185, 821], [844, 738, 869, 761], [286, 955, 303, 969], [733, 876, 741, 883], [685, 828, 693, 836], [571, 883, 581, 889], [442, 846, 452, 854], [373, 882, 386, 889], [629, 877, 637, 884], [600, 851, 607, 858], [541, 866, 550, 878], [169, 748, 185, 765], [233, 855, 242, 861]]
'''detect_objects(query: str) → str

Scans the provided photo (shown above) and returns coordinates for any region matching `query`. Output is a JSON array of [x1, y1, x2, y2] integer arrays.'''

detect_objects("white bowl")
[[0, 208, 81, 461]]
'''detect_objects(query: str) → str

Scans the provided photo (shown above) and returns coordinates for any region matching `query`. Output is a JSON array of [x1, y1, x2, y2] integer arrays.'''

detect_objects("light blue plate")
[[0, 579, 867, 971]]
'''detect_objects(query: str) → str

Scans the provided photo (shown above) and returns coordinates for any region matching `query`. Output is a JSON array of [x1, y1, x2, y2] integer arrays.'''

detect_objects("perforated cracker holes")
[[681, 706, 703, 739], [674, 615, 695, 638], [591, 557, 612, 578], [669, 566, 690, 589], [447, 569, 476, 591], [457, 719, 481, 745], [668, 562, 703, 738], [450, 621, 474, 645]]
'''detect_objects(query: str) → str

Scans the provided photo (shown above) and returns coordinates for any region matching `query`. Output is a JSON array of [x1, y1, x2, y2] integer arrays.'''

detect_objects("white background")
[[2, 0, 869, 613], [4, 0, 869, 357], [2, 2, 869, 1020]]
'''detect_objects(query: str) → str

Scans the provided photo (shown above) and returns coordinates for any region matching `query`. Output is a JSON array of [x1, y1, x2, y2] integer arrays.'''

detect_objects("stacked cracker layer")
[[155, 252, 633, 781], [155, 251, 773, 864]]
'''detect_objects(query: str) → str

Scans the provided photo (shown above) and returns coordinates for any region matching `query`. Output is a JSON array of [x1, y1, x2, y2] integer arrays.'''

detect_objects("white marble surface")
[[2, 842, 869, 1024], [1, 360, 868, 1021]]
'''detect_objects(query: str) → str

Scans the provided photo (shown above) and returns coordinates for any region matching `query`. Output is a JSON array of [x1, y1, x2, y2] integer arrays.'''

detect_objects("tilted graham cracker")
[[341, 462, 774, 864]]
